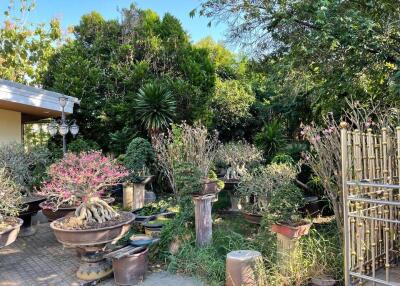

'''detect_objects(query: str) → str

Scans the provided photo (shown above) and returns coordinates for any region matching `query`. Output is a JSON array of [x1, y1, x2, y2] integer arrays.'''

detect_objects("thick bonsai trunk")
[[75, 198, 118, 224]]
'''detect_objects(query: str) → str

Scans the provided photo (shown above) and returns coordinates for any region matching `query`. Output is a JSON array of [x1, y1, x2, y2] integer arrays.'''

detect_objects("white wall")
[[0, 108, 21, 144]]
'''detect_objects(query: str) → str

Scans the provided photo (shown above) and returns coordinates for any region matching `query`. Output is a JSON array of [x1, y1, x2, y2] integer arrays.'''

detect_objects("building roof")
[[0, 79, 79, 122]]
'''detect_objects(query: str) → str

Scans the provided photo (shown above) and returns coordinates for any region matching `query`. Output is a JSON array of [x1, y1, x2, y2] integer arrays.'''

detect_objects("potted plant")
[[39, 151, 135, 281], [122, 137, 155, 210], [236, 163, 298, 224], [268, 184, 311, 239], [0, 168, 24, 248], [133, 198, 177, 222], [215, 142, 263, 210], [0, 143, 50, 235]]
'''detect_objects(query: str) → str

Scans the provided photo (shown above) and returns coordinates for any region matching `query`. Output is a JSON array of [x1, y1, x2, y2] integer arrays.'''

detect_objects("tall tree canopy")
[[44, 5, 215, 154], [198, 0, 400, 114]]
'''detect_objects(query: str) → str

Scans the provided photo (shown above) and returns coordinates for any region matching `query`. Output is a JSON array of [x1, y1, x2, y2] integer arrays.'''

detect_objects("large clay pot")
[[112, 247, 149, 285], [241, 211, 262, 225], [0, 218, 23, 248], [50, 212, 135, 280], [271, 222, 312, 239]]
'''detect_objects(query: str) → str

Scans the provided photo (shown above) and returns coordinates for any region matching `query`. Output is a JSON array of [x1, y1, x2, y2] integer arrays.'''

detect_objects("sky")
[[0, 0, 228, 43]]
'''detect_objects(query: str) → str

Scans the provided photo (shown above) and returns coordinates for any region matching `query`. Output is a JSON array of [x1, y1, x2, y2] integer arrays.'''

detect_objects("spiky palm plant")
[[135, 83, 176, 135]]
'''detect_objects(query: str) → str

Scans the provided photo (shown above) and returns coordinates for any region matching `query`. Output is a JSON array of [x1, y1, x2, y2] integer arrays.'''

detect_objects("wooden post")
[[133, 182, 146, 210], [193, 194, 215, 247], [340, 122, 351, 286], [123, 183, 134, 210]]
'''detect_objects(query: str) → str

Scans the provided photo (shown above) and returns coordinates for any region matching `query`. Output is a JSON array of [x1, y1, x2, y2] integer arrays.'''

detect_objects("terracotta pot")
[[241, 211, 262, 225], [271, 222, 312, 239], [112, 247, 149, 285], [50, 212, 135, 246], [0, 218, 23, 248]]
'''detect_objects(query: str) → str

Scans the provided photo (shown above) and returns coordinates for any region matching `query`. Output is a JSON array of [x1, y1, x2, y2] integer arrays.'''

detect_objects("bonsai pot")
[[112, 247, 149, 285], [40, 197, 115, 222], [241, 211, 262, 225], [0, 218, 23, 248], [202, 179, 218, 195], [223, 179, 240, 191], [18, 195, 46, 236], [311, 276, 337, 286], [50, 211, 135, 281], [271, 221, 312, 239]]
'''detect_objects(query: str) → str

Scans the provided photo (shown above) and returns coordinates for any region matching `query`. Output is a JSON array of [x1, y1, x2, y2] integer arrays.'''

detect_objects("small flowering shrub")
[[40, 151, 128, 224], [0, 168, 23, 225]]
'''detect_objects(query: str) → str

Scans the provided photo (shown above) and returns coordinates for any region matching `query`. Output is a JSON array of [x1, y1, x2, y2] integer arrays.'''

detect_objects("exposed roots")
[[74, 198, 119, 224]]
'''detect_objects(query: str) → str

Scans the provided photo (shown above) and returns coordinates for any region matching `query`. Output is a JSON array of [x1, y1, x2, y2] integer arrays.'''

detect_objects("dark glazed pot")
[[0, 218, 23, 248], [112, 247, 149, 285], [241, 211, 262, 225], [50, 212, 135, 246]]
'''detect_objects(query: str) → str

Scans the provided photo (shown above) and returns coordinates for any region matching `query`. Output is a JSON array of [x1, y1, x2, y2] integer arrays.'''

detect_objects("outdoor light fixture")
[[48, 96, 79, 154]]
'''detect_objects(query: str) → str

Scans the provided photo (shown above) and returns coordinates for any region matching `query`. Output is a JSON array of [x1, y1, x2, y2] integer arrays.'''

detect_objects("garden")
[[1, 1, 400, 286]]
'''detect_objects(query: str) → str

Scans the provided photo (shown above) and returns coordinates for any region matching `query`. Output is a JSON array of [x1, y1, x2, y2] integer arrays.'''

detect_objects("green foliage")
[[254, 120, 286, 161], [0, 0, 64, 84], [44, 5, 215, 153], [174, 162, 202, 209], [135, 83, 176, 133], [265, 184, 305, 224], [123, 137, 155, 182], [134, 198, 177, 216], [68, 138, 100, 154]]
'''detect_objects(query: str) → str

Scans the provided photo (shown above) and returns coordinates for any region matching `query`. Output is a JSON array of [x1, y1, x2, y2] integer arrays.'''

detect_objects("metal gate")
[[341, 124, 400, 286]]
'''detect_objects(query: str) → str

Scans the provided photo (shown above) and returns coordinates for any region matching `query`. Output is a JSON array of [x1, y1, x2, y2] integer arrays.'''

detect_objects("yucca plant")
[[135, 83, 176, 135]]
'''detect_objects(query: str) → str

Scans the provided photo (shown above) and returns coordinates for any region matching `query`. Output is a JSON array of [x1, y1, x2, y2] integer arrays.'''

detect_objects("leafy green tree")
[[0, 0, 63, 84], [44, 5, 215, 154], [135, 82, 176, 135], [198, 0, 400, 113]]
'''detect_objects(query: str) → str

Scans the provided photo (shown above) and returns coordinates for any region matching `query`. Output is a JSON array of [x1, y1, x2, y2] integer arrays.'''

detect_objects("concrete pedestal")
[[193, 194, 215, 247], [225, 250, 265, 286]]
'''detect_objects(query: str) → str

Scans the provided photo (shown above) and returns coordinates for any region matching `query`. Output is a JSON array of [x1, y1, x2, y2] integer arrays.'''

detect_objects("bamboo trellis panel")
[[341, 124, 400, 286]]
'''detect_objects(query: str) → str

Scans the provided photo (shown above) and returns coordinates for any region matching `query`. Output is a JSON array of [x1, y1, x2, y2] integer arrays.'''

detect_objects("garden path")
[[0, 218, 203, 286]]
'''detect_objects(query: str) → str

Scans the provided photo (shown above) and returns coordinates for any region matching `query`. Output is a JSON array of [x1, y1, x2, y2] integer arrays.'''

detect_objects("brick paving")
[[0, 220, 204, 286], [0, 222, 115, 286]]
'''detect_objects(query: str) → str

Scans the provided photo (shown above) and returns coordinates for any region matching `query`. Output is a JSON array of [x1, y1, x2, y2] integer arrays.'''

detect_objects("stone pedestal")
[[123, 183, 134, 210], [225, 250, 265, 286], [123, 182, 145, 211], [193, 194, 215, 247]]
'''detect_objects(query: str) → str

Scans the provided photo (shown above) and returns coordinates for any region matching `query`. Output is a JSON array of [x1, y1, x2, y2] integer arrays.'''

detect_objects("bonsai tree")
[[123, 137, 155, 183], [40, 151, 128, 224], [216, 141, 263, 180], [236, 163, 298, 215], [0, 143, 50, 196], [0, 168, 23, 229]]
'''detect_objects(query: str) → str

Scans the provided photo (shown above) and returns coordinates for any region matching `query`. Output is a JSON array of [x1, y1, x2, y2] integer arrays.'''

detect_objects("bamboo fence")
[[341, 123, 400, 286]]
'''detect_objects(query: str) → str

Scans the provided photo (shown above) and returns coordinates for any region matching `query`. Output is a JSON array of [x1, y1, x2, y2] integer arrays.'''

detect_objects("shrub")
[[215, 141, 263, 180], [0, 168, 23, 224], [68, 138, 100, 153], [0, 143, 50, 195], [40, 151, 128, 224], [236, 163, 298, 215], [123, 137, 155, 183], [254, 120, 286, 161]]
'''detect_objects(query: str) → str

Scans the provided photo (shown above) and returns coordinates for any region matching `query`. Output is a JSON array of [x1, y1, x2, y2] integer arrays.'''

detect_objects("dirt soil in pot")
[[0, 217, 20, 233], [53, 212, 133, 231]]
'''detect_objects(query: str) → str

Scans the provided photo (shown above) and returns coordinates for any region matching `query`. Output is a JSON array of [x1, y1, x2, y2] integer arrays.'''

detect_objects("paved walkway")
[[0, 220, 203, 286]]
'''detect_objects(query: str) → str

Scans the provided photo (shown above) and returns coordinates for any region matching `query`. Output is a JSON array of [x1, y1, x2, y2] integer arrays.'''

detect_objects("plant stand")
[[123, 176, 153, 211], [276, 233, 299, 262], [225, 250, 265, 286], [76, 245, 113, 281], [193, 194, 215, 247]]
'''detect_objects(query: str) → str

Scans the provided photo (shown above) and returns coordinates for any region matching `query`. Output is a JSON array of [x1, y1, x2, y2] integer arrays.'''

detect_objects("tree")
[[0, 0, 63, 84], [44, 5, 215, 154], [198, 0, 400, 113], [135, 82, 176, 135]]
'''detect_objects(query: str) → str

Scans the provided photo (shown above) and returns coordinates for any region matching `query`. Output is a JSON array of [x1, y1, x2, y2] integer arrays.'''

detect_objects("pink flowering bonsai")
[[40, 151, 128, 224]]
